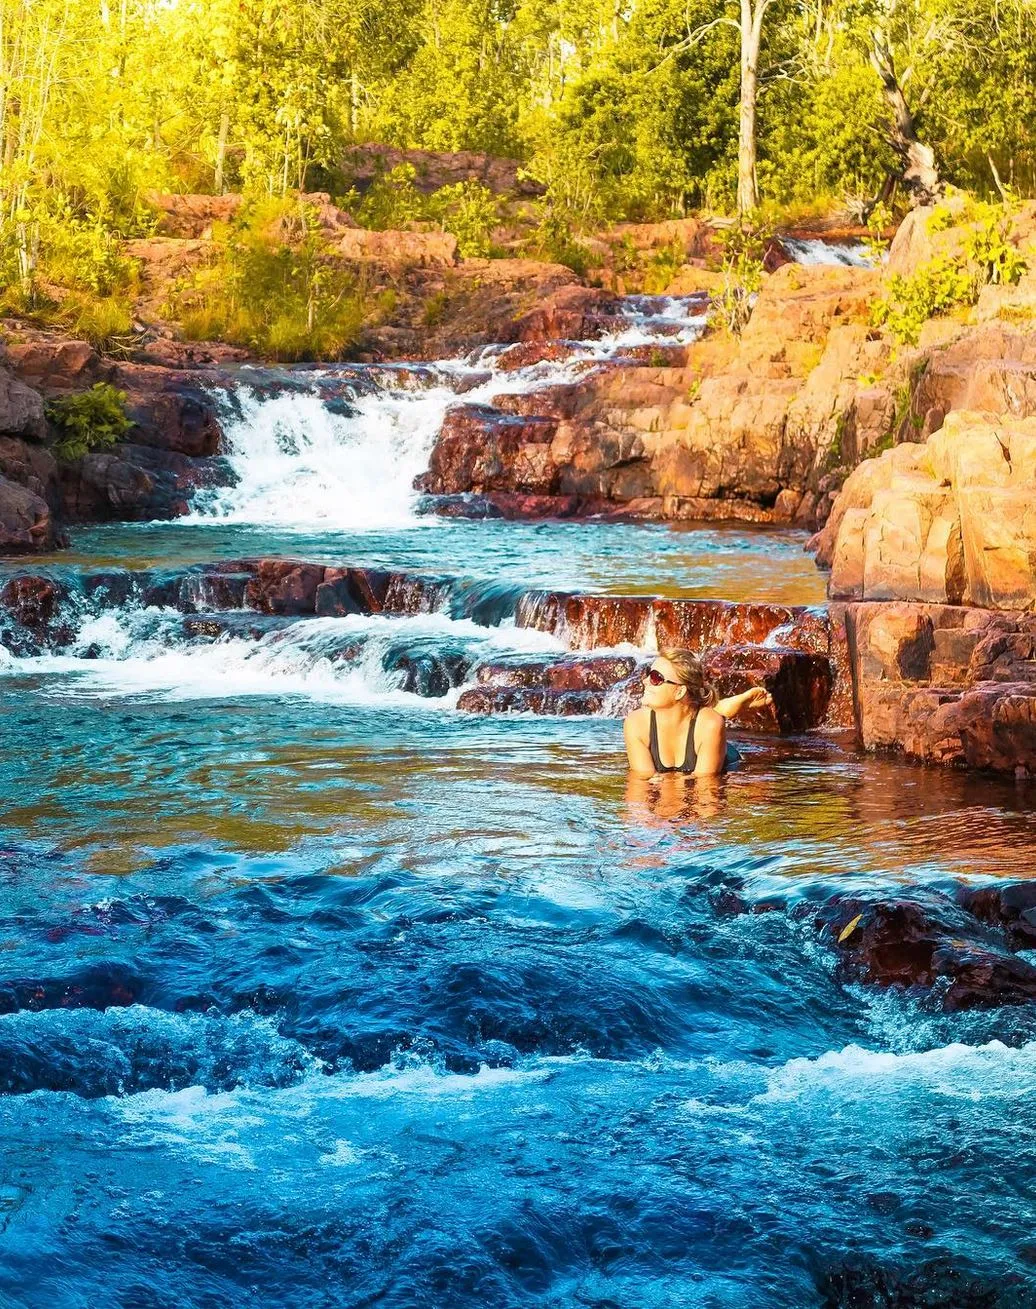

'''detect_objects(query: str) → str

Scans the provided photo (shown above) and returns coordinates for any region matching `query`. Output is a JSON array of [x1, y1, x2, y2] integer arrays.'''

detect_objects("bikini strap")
[[684, 712, 699, 772], [648, 710, 665, 772]]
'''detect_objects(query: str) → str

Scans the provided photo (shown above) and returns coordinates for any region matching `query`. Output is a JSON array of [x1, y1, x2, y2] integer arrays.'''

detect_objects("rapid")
[[2, 282, 1035, 1309]]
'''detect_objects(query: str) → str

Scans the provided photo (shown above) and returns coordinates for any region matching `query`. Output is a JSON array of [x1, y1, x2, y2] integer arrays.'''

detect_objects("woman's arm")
[[691, 707, 728, 777], [714, 686, 774, 720], [624, 713, 657, 778]]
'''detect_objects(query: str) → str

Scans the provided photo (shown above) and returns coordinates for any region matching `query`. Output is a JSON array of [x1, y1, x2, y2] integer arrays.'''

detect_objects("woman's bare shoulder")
[[624, 705, 650, 735], [696, 706, 726, 734]]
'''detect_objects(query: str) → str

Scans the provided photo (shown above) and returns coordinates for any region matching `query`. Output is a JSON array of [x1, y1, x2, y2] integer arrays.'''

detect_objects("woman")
[[623, 648, 772, 778]]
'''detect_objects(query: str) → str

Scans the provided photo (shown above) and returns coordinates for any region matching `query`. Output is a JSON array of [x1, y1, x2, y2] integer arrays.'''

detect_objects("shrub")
[[46, 383, 132, 461], [708, 224, 768, 336], [871, 257, 976, 345], [964, 215, 1027, 286], [347, 164, 425, 231], [426, 181, 499, 258], [170, 197, 371, 361], [642, 239, 686, 295]]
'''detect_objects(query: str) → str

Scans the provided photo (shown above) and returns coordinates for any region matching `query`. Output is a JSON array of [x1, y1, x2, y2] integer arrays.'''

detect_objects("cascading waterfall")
[[181, 294, 712, 533], [186, 380, 461, 530]]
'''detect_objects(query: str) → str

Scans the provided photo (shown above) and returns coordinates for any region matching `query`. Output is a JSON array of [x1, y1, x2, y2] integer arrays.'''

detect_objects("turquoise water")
[[2, 348, 1036, 1307]]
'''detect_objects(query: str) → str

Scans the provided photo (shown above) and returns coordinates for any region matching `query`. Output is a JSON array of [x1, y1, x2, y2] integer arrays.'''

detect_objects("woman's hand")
[[714, 686, 774, 719], [739, 686, 774, 712]]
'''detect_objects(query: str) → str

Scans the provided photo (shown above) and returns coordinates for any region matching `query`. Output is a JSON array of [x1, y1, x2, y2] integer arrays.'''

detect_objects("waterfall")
[[186, 379, 461, 531]]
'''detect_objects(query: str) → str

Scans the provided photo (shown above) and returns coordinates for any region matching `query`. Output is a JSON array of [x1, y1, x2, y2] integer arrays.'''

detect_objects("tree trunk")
[[214, 111, 229, 193], [870, 32, 942, 206], [737, 0, 764, 215]]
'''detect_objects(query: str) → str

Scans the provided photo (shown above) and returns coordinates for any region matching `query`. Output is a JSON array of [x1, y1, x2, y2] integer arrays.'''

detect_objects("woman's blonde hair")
[[659, 648, 717, 707]]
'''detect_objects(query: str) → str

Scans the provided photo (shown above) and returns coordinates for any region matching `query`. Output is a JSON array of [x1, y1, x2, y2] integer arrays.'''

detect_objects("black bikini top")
[[648, 710, 738, 774]]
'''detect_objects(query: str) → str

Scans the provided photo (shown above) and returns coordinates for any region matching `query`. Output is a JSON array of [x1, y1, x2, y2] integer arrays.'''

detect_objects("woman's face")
[[641, 655, 687, 710]]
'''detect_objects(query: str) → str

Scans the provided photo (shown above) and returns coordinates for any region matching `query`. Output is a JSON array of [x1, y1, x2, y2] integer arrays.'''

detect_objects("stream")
[[2, 288, 1036, 1308]]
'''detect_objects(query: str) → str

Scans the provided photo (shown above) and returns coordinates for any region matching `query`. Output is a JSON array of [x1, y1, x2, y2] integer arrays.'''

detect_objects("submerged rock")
[[816, 887, 1036, 1011]]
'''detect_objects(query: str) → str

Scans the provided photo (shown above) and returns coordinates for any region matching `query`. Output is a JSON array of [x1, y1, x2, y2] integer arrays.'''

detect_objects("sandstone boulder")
[[0, 478, 62, 555], [824, 412, 1036, 609]]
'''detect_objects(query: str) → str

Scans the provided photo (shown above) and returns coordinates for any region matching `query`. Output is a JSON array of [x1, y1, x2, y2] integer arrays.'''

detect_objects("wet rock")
[[59, 443, 230, 523], [456, 685, 607, 716], [0, 573, 74, 652], [515, 590, 832, 658], [958, 881, 1036, 951], [417, 404, 560, 497], [493, 341, 577, 372], [384, 649, 472, 697], [181, 613, 301, 642], [817, 888, 1036, 1011], [474, 654, 640, 693], [512, 285, 620, 342], [0, 476, 63, 554], [243, 561, 325, 615], [114, 366, 225, 457], [704, 644, 833, 733]]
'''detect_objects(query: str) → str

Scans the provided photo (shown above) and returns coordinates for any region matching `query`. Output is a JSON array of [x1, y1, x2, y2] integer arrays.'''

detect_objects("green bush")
[[964, 215, 1027, 286], [170, 198, 372, 361], [426, 181, 499, 257], [871, 256, 976, 345], [46, 383, 132, 461], [346, 164, 426, 231], [708, 224, 768, 335]]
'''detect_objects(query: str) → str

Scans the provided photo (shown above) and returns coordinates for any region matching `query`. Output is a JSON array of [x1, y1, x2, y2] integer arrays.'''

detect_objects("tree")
[[736, 0, 774, 214], [869, 28, 941, 204]]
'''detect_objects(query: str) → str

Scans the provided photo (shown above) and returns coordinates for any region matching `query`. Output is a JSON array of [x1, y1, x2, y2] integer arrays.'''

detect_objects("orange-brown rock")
[[336, 227, 457, 267], [512, 285, 620, 342], [341, 145, 540, 197], [821, 412, 1036, 610], [144, 192, 244, 238], [0, 476, 61, 554], [832, 599, 1036, 774]]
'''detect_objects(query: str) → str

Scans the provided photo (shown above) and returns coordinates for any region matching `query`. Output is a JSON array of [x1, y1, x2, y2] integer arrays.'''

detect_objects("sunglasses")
[[645, 668, 681, 687]]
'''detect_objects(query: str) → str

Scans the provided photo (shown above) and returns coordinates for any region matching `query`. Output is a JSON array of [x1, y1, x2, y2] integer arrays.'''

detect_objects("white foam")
[[186, 384, 460, 530], [2, 608, 563, 706], [779, 237, 874, 268]]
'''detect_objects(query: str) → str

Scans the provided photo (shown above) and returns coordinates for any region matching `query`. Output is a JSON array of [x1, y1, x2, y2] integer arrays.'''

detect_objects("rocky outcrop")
[[0, 338, 231, 534], [815, 884, 1036, 1011], [418, 263, 887, 526], [831, 600, 1036, 774], [341, 145, 541, 197], [818, 412, 1036, 610], [336, 227, 458, 267], [0, 478, 61, 554]]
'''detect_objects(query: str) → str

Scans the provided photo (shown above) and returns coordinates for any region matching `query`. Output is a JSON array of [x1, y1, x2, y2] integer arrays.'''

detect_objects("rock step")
[[515, 589, 831, 654], [457, 646, 832, 732]]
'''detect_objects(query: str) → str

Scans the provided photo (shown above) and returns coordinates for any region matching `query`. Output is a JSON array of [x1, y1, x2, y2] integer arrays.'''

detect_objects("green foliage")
[[708, 224, 768, 335], [642, 240, 686, 295], [864, 202, 894, 265], [45, 384, 132, 462], [964, 215, 1027, 286], [873, 205, 1027, 345], [347, 165, 426, 231], [170, 198, 371, 360], [426, 181, 499, 258], [871, 257, 976, 345]]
